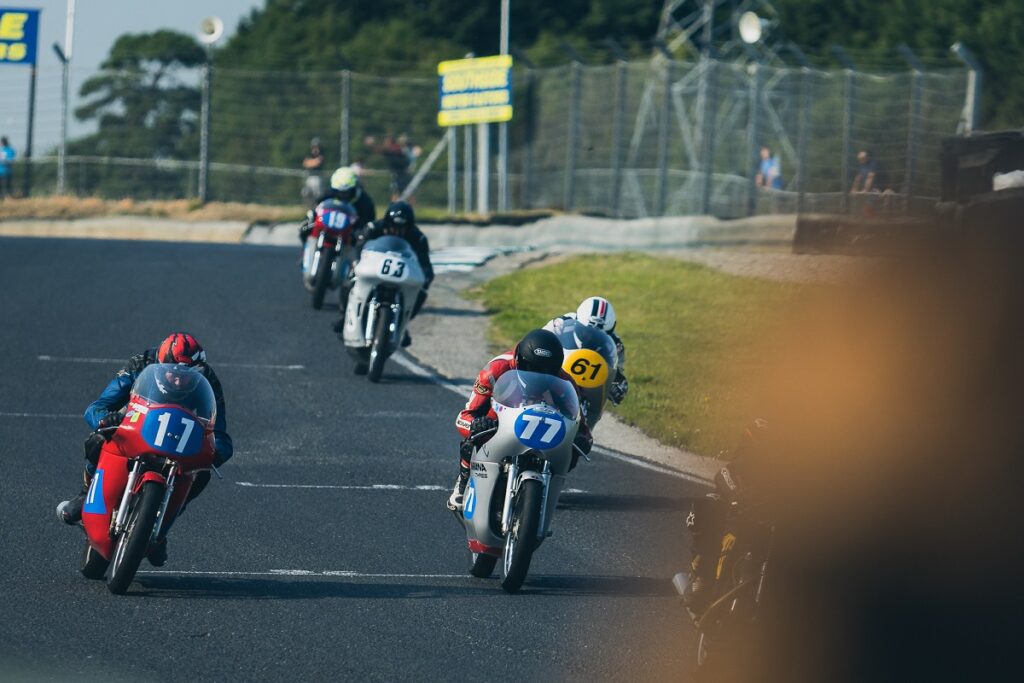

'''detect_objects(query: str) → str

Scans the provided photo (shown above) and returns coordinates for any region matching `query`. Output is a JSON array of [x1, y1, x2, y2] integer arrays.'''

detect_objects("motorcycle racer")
[[299, 165, 377, 244], [57, 333, 233, 566], [543, 296, 629, 405], [332, 200, 434, 340], [448, 329, 594, 511], [682, 418, 768, 611]]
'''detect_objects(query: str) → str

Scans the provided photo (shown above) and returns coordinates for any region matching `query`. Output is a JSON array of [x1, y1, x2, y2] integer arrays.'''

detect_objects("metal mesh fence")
[[2, 56, 971, 217]]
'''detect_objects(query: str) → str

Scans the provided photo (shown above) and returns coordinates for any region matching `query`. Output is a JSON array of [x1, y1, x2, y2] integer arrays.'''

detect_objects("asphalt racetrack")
[[0, 236, 703, 681]]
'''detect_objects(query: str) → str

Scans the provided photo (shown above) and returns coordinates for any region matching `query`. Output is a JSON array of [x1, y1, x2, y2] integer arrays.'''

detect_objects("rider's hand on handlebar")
[[469, 416, 497, 437], [96, 411, 124, 438]]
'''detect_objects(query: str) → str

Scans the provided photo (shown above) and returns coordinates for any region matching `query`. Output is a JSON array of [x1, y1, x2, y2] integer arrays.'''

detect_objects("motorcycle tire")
[[469, 551, 498, 578], [311, 248, 332, 310], [80, 542, 109, 580], [367, 306, 394, 383], [106, 480, 164, 595], [500, 479, 543, 593]]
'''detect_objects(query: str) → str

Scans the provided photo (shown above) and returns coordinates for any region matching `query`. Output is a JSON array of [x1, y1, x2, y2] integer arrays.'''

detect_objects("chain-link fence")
[[0, 56, 970, 217]]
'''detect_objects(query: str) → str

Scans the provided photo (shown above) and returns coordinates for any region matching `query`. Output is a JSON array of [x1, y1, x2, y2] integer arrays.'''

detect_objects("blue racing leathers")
[[83, 348, 233, 466]]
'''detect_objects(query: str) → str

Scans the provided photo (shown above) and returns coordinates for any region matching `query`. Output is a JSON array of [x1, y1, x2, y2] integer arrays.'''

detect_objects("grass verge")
[[472, 252, 801, 457]]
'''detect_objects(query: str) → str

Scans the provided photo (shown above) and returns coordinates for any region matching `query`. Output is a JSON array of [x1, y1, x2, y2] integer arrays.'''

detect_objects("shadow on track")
[[134, 575, 498, 601], [556, 492, 695, 513], [522, 574, 677, 598]]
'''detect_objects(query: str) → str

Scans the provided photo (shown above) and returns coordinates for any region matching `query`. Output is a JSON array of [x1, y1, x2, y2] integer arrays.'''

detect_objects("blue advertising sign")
[[0, 8, 40, 66]]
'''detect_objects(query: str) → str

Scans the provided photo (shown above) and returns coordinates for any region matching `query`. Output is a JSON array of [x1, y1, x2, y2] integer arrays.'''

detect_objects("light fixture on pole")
[[738, 11, 764, 45], [196, 17, 223, 202]]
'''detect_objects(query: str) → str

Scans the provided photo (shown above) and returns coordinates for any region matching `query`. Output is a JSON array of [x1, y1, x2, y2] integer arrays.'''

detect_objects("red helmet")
[[157, 333, 206, 366]]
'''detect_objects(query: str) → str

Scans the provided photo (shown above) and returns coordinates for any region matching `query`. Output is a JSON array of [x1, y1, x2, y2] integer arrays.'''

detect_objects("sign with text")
[[437, 55, 512, 127], [0, 8, 39, 66]]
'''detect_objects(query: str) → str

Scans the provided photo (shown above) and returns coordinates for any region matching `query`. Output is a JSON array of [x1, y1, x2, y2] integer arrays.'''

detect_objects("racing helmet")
[[157, 333, 206, 366], [514, 329, 564, 375], [155, 364, 205, 402], [384, 200, 415, 228], [330, 166, 361, 202], [576, 296, 616, 332]]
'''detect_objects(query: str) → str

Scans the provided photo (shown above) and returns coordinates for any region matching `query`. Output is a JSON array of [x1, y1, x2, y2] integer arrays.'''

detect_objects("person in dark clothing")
[[299, 166, 376, 244], [56, 333, 233, 567], [683, 418, 768, 611], [332, 200, 434, 340]]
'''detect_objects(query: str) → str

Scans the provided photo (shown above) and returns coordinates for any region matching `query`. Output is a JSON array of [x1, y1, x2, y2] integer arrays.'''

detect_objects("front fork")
[[363, 298, 403, 347], [500, 459, 552, 541], [112, 459, 179, 542]]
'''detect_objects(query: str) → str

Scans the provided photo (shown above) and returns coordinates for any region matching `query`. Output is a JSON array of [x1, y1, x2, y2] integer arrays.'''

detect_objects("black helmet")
[[514, 329, 564, 375], [385, 200, 415, 228]]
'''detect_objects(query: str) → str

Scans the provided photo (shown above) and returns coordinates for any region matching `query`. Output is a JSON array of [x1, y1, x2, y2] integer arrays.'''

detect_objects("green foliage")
[[72, 30, 205, 160], [474, 253, 798, 457], [774, 0, 1024, 128]]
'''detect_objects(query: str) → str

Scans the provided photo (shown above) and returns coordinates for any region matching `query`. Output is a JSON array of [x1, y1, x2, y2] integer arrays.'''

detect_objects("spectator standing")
[[0, 136, 15, 199], [755, 145, 783, 189]]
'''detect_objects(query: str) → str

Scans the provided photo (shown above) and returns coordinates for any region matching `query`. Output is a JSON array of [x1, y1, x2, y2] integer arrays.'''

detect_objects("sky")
[[0, 0, 263, 153]]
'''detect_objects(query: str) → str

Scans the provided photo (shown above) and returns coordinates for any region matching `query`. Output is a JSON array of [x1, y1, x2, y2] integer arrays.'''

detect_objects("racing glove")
[[96, 411, 124, 438], [609, 372, 629, 405], [469, 416, 498, 437]]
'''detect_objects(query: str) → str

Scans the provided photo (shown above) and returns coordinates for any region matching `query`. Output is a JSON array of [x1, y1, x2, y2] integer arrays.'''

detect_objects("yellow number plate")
[[563, 349, 609, 388]]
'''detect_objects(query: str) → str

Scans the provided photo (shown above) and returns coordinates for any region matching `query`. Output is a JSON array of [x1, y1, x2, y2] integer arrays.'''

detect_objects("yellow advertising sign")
[[437, 55, 513, 127]]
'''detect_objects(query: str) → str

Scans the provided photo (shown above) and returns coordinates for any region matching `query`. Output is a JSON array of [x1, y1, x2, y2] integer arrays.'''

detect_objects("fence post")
[[796, 66, 812, 214], [22, 64, 37, 198], [448, 127, 457, 214], [563, 61, 583, 211], [340, 70, 351, 166], [610, 60, 627, 218], [656, 61, 673, 216], [700, 59, 718, 215], [898, 46, 923, 214], [198, 61, 212, 203], [832, 47, 856, 213], [745, 62, 763, 217], [950, 42, 982, 135]]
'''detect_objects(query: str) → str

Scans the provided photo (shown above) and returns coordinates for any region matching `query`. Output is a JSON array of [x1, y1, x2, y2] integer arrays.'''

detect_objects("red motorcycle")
[[79, 363, 217, 594], [301, 198, 357, 309]]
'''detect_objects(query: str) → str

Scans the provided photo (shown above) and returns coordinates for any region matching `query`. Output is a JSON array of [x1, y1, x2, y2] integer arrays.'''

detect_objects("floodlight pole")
[[56, 0, 76, 195]]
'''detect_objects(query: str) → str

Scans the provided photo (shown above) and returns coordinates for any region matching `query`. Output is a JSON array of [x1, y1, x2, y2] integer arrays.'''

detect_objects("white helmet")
[[576, 296, 616, 332]]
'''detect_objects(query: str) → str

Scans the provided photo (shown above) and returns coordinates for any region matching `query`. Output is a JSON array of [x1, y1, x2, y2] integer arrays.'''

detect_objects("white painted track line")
[[37, 355, 304, 370]]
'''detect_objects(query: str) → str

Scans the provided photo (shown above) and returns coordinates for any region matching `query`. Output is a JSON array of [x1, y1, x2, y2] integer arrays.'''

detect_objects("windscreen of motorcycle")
[[554, 318, 618, 389], [314, 199, 357, 236], [129, 364, 216, 426], [491, 370, 580, 420], [363, 235, 415, 258]]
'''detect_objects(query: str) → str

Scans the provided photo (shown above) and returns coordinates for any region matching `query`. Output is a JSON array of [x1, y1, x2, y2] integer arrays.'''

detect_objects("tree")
[[72, 30, 206, 159]]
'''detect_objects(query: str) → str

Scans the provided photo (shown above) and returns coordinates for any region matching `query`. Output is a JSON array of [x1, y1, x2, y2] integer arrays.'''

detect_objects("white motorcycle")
[[341, 235, 426, 382], [551, 318, 619, 428], [454, 369, 585, 593]]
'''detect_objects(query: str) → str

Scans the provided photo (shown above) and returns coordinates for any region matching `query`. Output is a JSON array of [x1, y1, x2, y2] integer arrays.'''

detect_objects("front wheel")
[[311, 248, 332, 309], [469, 551, 498, 578], [106, 480, 164, 595], [367, 306, 394, 383], [80, 543, 109, 580], [500, 479, 543, 593]]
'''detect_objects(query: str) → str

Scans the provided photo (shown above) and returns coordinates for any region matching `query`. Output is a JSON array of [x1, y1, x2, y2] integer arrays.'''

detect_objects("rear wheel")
[[367, 306, 394, 383], [311, 248, 332, 309], [80, 543, 109, 580], [106, 480, 164, 595], [500, 479, 543, 593]]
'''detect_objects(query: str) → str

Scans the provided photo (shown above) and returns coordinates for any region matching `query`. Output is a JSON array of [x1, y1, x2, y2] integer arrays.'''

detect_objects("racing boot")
[[56, 471, 92, 525], [401, 331, 412, 348], [447, 474, 468, 511]]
